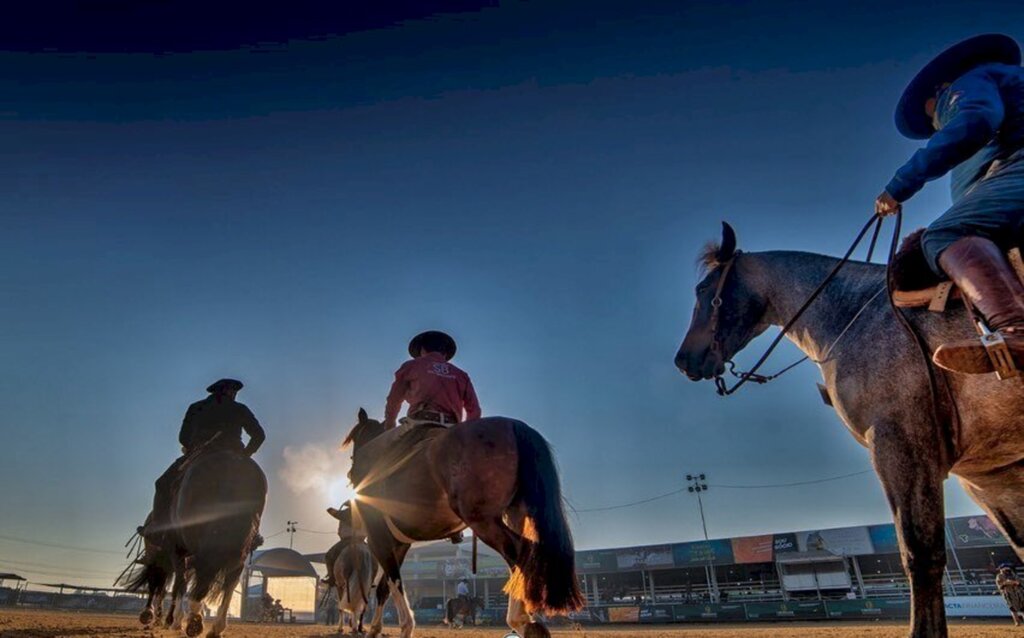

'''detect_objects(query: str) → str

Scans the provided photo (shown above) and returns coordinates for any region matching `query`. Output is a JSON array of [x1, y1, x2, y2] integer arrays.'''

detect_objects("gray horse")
[[675, 222, 1024, 638]]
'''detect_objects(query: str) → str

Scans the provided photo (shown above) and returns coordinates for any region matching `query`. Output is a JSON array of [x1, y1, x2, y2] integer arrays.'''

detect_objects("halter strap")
[[708, 252, 740, 353]]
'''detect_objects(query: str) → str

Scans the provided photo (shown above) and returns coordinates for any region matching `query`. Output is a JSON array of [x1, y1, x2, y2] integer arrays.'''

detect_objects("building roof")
[[0, 573, 25, 581], [252, 548, 319, 578]]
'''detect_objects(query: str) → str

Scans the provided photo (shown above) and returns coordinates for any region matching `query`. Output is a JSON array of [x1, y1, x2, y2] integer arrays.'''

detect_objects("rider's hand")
[[875, 190, 901, 217]]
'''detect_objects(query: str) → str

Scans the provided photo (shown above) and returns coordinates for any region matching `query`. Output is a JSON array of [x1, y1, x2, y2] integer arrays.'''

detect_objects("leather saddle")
[[891, 228, 1024, 311]]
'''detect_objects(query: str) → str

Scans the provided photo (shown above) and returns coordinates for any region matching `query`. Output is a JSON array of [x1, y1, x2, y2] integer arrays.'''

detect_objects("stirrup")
[[980, 330, 1019, 380]]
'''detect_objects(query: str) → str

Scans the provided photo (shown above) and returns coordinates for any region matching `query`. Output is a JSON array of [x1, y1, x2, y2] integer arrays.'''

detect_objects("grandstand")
[[302, 513, 1018, 624]]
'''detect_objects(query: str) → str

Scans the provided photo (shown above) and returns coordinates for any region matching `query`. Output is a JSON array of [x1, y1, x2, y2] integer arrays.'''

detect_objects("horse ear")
[[357, 408, 368, 423], [718, 222, 737, 261]]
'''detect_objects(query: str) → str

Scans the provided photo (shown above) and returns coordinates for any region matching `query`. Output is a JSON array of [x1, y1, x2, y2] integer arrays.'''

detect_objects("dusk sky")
[[1, 1, 1021, 588]]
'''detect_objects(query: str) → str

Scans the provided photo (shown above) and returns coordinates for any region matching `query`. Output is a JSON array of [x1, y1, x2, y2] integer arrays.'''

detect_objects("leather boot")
[[932, 237, 1024, 376]]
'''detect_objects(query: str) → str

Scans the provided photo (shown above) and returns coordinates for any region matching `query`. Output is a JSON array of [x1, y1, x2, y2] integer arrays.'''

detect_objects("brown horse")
[[675, 222, 1024, 638], [342, 409, 583, 638], [444, 595, 484, 628]]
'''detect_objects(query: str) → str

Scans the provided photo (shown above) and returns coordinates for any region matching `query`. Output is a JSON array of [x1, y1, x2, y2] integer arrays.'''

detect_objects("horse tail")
[[507, 421, 584, 614], [119, 560, 168, 594]]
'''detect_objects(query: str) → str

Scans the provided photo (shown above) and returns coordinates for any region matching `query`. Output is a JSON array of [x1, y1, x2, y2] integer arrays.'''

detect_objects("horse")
[[342, 408, 584, 638], [125, 449, 267, 638], [674, 222, 1024, 638], [444, 595, 484, 628], [326, 505, 376, 635]]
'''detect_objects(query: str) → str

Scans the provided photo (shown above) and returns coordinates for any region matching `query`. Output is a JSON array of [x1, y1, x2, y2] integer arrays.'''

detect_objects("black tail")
[[510, 422, 584, 613]]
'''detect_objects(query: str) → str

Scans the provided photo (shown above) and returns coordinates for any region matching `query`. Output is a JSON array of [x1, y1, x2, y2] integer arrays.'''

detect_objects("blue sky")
[[1, 1, 1020, 587]]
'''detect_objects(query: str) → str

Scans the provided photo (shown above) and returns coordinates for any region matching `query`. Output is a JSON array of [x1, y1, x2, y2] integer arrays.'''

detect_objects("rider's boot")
[[449, 531, 464, 544], [932, 237, 1024, 376]]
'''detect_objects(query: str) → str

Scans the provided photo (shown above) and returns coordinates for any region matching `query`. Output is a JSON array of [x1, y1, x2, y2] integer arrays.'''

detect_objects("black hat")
[[895, 34, 1020, 139], [206, 378, 243, 394], [408, 331, 457, 360]]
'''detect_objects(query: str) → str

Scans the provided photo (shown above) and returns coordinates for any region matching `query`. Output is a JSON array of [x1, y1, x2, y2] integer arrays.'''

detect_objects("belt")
[[409, 410, 458, 425]]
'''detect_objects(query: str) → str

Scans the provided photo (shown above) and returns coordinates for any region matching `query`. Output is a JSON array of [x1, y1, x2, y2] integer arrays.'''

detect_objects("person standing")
[[997, 564, 1024, 626]]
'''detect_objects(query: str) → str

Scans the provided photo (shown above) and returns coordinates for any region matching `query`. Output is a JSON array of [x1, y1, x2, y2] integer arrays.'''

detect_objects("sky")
[[1, 1, 1021, 588]]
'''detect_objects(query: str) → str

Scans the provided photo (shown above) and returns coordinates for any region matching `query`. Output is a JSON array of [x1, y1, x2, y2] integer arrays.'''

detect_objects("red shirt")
[[384, 353, 481, 423]]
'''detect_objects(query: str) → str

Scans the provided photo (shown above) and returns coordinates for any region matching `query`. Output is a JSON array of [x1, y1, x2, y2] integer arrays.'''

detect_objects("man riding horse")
[[875, 33, 1024, 376], [140, 378, 266, 554], [384, 330, 481, 429]]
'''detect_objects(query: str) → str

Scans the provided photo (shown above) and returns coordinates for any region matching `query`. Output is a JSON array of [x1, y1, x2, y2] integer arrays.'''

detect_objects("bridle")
[[708, 214, 886, 396]]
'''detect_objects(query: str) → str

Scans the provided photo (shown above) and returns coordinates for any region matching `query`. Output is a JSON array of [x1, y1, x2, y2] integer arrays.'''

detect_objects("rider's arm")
[[384, 362, 412, 426], [241, 406, 266, 456], [462, 377, 481, 421], [886, 68, 1005, 203]]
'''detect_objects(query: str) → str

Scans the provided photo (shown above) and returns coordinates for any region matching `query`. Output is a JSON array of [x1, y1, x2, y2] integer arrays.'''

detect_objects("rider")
[[876, 34, 1024, 376], [382, 331, 480, 544], [384, 330, 481, 429], [141, 378, 266, 546], [456, 578, 470, 602]]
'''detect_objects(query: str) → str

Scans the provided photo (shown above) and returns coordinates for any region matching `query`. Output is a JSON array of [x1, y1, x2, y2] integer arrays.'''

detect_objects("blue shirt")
[[886, 63, 1024, 203]]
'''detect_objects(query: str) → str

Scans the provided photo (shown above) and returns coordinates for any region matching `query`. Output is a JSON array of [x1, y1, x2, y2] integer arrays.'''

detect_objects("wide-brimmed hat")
[[895, 34, 1020, 139], [206, 378, 243, 394], [408, 330, 457, 360]]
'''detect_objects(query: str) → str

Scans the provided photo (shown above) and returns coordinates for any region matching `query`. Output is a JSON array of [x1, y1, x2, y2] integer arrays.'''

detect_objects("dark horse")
[[125, 450, 267, 637], [343, 409, 583, 638], [676, 223, 1024, 638], [444, 595, 484, 628]]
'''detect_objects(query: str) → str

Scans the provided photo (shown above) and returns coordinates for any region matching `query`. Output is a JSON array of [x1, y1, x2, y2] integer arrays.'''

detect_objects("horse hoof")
[[139, 609, 154, 625], [185, 614, 204, 637], [523, 621, 551, 638]]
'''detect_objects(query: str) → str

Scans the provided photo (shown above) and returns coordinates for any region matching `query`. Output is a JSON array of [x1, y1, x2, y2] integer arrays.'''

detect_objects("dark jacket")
[[178, 395, 265, 456], [887, 62, 1024, 203]]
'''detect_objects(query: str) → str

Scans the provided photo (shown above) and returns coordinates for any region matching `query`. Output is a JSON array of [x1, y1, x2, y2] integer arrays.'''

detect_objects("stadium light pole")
[[286, 520, 298, 549], [686, 473, 719, 603]]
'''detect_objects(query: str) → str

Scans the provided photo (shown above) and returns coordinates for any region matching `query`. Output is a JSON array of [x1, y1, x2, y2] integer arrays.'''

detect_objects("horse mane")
[[697, 240, 723, 275]]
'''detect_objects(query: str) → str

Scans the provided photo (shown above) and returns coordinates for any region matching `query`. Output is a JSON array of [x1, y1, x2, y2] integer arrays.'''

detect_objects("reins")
[[713, 215, 885, 396], [710, 209, 959, 463]]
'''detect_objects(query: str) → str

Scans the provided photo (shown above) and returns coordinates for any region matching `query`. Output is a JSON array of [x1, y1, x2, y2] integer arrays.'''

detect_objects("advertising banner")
[[732, 534, 774, 564], [826, 598, 910, 619], [944, 595, 1010, 617], [773, 533, 798, 553], [638, 605, 674, 623], [671, 603, 746, 622], [795, 526, 873, 556], [672, 539, 734, 566], [576, 550, 619, 573], [868, 524, 900, 555], [616, 545, 675, 570], [607, 606, 640, 623], [745, 601, 827, 620], [948, 516, 1007, 548]]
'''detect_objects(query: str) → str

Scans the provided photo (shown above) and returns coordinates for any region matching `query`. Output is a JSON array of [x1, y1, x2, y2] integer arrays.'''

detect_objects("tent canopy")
[[252, 548, 319, 578]]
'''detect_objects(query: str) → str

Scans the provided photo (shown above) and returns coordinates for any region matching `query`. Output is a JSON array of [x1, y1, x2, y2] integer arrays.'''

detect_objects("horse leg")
[[166, 557, 187, 628], [872, 427, 948, 638], [206, 563, 243, 638], [365, 574, 388, 638], [464, 516, 540, 635]]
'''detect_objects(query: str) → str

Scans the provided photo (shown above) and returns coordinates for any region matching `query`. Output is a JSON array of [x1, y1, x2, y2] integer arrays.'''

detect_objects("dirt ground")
[[0, 609, 1015, 638]]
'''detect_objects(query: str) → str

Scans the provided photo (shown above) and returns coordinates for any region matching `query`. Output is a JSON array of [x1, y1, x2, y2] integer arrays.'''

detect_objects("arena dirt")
[[0, 609, 1012, 637]]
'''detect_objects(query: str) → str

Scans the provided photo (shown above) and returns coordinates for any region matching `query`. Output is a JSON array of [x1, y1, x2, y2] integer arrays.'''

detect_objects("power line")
[[710, 470, 874, 489], [575, 487, 689, 513], [296, 528, 336, 536], [0, 533, 123, 556], [573, 469, 873, 513]]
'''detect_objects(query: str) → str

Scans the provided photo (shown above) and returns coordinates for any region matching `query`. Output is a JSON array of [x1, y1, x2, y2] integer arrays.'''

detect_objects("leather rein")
[[710, 214, 885, 396]]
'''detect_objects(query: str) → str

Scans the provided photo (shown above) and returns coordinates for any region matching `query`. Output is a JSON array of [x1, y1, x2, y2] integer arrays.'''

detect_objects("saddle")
[[891, 228, 1024, 311]]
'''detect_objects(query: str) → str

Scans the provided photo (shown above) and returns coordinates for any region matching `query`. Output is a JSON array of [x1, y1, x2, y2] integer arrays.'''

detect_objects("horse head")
[[342, 408, 387, 451], [675, 222, 770, 380]]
